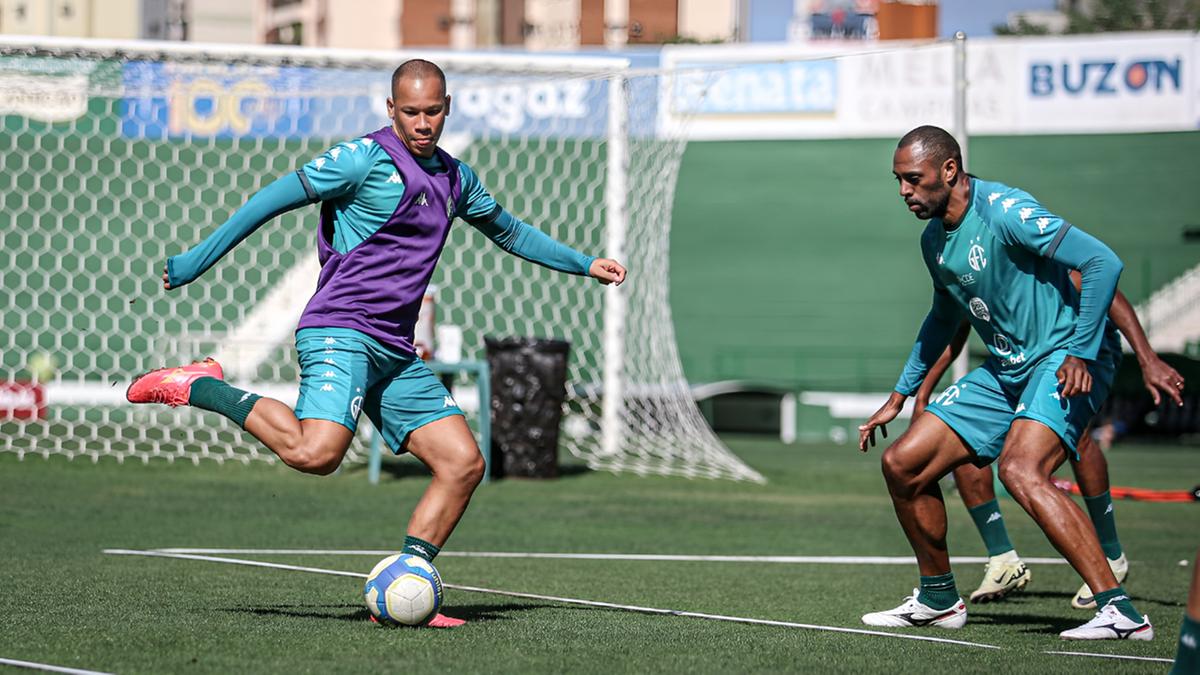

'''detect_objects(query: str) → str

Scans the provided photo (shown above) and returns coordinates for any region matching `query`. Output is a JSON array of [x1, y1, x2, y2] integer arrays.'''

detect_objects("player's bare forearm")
[[859, 391, 906, 452]]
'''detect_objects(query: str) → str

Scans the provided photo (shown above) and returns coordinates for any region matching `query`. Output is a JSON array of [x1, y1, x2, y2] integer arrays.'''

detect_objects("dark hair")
[[391, 59, 446, 96], [898, 125, 963, 169]]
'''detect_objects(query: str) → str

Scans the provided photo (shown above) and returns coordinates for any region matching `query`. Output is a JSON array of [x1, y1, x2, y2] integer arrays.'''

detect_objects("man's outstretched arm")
[[164, 173, 316, 289], [859, 287, 964, 451], [458, 162, 624, 284]]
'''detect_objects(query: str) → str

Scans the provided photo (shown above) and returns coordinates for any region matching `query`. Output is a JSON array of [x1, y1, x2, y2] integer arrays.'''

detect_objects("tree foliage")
[[994, 0, 1200, 35]]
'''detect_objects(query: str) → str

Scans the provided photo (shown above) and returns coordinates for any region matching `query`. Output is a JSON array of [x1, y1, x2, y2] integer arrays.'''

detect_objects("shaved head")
[[897, 125, 963, 172], [392, 59, 447, 98]]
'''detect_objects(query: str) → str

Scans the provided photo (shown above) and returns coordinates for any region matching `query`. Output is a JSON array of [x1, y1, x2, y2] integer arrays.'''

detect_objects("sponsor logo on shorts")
[[935, 385, 960, 407], [1015, 403, 1027, 413], [443, 395, 457, 408]]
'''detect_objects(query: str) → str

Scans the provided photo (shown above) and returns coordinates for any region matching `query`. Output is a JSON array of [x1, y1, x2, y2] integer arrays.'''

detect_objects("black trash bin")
[[484, 336, 571, 479]]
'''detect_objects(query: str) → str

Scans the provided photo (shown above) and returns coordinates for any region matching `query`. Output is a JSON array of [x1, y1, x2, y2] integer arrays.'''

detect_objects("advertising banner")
[[1018, 32, 1193, 133], [120, 62, 610, 141], [662, 32, 1197, 140]]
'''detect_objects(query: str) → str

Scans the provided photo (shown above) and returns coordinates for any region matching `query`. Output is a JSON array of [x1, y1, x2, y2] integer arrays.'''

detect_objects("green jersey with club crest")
[[895, 177, 1123, 395]]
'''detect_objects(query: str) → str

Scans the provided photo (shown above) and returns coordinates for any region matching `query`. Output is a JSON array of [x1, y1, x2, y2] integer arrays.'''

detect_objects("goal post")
[[0, 36, 763, 482]]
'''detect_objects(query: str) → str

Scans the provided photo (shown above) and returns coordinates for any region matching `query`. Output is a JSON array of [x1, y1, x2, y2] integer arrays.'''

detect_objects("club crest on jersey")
[[968, 244, 987, 272], [969, 297, 991, 322]]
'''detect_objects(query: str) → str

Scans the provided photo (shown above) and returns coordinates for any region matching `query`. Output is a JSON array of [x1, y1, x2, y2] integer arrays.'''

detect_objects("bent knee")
[[284, 443, 345, 476], [997, 458, 1046, 498], [881, 441, 924, 496], [434, 447, 485, 487]]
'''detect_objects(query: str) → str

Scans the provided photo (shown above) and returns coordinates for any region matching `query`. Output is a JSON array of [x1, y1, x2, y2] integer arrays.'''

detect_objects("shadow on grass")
[[968, 610, 1081, 634], [218, 601, 556, 625], [1008, 590, 1183, 610]]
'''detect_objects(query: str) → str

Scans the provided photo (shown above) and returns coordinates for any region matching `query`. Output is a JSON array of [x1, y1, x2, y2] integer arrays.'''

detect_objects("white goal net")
[[0, 37, 763, 482]]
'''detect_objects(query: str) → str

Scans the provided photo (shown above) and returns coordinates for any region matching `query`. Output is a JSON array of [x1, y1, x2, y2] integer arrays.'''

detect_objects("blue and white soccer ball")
[[363, 554, 444, 626]]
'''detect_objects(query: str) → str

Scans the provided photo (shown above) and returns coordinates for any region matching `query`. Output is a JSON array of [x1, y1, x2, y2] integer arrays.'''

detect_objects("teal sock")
[[967, 499, 1015, 557], [1083, 491, 1124, 560], [1093, 586, 1142, 623], [1173, 614, 1200, 675], [187, 377, 261, 429], [917, 572, 959, 610], [402, 536, 440, 563]]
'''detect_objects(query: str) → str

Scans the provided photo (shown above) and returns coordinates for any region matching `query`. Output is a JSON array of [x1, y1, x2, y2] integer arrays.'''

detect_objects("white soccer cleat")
[[1071, 553, 1129, 610], [968, 551, 1032, 603], [861, 589, 967, 629], [1059, 602, 1153, 641]]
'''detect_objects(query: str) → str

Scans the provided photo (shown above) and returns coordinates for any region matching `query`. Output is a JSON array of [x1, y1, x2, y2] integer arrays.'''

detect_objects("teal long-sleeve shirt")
[[167, 140, 595, 287], [895, 177, 1123, 395]]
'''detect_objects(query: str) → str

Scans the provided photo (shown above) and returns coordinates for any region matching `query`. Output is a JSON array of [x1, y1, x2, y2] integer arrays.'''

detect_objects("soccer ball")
[[363, 554, 443, 626]]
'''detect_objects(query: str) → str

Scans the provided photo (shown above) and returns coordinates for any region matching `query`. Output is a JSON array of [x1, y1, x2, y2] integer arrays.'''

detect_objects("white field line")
[[103, 548, 999, 650], [1042, 650, 1174, 664], [0, 657, 115, 675], [149, 548, 1072, 565]]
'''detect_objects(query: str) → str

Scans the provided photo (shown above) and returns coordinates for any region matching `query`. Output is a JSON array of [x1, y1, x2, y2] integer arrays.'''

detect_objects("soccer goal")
[[0, 36, 763, 482]]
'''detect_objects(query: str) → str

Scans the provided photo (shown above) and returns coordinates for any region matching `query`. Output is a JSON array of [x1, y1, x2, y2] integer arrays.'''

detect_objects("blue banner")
[[670, 59, 837, 116], [121, 61, 614, 140]]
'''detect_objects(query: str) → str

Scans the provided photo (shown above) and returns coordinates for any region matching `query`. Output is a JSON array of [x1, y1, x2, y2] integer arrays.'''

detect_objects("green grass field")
[[1, 438, 1194, 673]]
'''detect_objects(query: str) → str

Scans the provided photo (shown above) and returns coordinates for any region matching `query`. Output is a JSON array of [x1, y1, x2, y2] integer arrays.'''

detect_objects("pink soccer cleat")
[[426, 613, 467, 628], [368, 613, 466, 628], [126, 358, 224, 407]]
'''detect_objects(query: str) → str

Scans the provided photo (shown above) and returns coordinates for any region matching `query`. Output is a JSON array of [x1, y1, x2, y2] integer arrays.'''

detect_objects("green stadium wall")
[[670, 132, 1200, 393]]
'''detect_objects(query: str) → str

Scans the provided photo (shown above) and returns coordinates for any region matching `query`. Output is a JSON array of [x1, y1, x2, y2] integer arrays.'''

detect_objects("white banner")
[[661, 32, 1198, 140], [1018, 32, 1193, 133]]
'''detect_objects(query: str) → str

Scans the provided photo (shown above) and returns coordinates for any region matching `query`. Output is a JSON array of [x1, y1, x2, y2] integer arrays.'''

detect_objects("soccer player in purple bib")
[[128, 60, 626, 626], [857, 125, 1152, 640]]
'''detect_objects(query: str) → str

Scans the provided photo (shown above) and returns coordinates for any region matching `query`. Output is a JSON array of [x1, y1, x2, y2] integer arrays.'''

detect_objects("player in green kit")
[[128, 60, 626, 627], [858, 125, 1152, 640], [912, 282, 1185, 607]]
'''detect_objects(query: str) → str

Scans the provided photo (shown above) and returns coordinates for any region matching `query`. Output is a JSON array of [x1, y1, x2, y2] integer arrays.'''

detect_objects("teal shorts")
[[924, 349, 1117, 467], [293, 327, 464, 454]]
